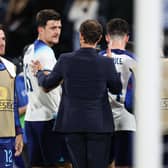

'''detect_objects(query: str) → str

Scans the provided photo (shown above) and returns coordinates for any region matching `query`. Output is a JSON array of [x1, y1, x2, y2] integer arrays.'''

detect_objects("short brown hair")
[[106, 18, 129, 36], [80, 19, 103, 44], [36, 9, 61, 27]]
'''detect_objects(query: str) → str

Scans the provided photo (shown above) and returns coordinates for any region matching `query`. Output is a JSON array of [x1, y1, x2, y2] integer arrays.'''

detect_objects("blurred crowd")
[[0, 0, 134, 63]]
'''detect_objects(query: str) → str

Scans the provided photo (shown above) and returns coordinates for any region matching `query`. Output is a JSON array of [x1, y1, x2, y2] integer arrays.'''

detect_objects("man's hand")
[[15, 134, 23, 156], [31, 60, 43, 75]]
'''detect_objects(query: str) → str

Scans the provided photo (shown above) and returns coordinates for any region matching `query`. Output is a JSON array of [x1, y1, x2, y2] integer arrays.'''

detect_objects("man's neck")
[[80, 43, 96, 48], [110, 39, 126, 50], [37, 37, 53, 47]]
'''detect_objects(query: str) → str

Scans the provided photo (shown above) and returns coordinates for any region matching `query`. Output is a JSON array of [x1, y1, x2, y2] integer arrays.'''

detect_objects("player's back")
[[105, 49, 136, 131], [100, 49, 136, 107], [110, 49, 136, 107]]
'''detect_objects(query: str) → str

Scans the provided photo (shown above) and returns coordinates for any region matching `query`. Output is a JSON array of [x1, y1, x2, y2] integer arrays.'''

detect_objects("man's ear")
[[79, 33, 85, 44], [105, 34, 110, 43], [97, 35, 102, 43], [37, 26, 44, 34], [125, 35, 129, 43], [79, 33, 82, 40]]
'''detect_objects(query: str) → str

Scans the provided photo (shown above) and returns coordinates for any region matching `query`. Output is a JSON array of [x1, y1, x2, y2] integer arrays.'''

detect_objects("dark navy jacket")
[[37, 48, 122, 133]]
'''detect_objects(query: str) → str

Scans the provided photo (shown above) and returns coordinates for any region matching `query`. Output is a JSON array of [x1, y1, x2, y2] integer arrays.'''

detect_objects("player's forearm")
[[18, 105, 27, 116]]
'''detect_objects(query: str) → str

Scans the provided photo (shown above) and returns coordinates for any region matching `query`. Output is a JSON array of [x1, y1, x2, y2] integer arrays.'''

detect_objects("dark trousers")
[[65, 133, 112, 168], [163, 134, 168, 166]]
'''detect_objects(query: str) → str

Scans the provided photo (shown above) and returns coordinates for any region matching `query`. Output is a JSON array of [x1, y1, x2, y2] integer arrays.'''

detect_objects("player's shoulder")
[[124, 50, 136, 60], [23, 43, 34, 61], [98, 50, 114, 61], [58, 51, 75, 61], [24, 43, 34, 54], [0, 56, 16, 77], [34, 40, 55, 60], [111, 49, 135, 59], [98, 50, 106, 56], [0, 56, 14, 67], [34, 40, 53, 53], [96, 52, 116, 70]]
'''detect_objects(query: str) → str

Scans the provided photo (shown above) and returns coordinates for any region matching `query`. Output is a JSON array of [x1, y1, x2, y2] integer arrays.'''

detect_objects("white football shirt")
[[101, 49, 136, 131], [23, 40, 61, 121]]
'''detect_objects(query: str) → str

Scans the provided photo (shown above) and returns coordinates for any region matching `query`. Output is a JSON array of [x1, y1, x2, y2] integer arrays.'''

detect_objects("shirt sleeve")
[[36, 46, 56, 71], [36, 55, 63, 90], [14, 82, 23, 135], [15, 76, 28, 108]]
